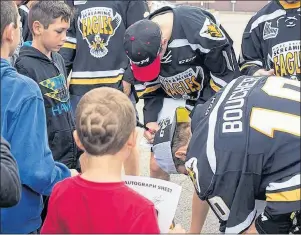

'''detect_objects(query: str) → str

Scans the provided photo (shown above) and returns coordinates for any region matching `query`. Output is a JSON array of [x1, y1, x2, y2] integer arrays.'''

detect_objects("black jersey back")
[[186, 75, 300, 233]]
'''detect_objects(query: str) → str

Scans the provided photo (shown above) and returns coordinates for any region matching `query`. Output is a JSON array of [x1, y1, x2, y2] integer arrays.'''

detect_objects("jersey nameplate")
[[222, 76, 261, 133]]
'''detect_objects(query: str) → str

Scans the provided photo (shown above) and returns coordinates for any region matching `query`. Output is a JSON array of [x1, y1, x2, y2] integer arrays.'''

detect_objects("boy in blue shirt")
[[0, 1, 77, 233]]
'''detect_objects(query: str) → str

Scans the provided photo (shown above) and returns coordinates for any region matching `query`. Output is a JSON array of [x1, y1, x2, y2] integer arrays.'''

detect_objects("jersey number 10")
[[250, 77, 300, 138]]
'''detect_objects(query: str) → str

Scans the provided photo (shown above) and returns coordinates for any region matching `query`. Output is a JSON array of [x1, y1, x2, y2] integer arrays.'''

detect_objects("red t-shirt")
[[40, 175, 160, 234]]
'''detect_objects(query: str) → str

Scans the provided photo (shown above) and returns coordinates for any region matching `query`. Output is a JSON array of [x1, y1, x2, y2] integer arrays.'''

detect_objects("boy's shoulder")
[[123, 185, 155, 210], [1, 62, 42, 100]]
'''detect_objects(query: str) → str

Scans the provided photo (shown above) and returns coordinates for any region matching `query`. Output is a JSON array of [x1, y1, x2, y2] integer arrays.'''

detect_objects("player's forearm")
[[189, 191, 209, 233]]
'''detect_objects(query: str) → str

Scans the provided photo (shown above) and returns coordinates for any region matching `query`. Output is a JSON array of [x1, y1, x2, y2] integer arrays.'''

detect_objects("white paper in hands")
[[123, 175, 182, 233]]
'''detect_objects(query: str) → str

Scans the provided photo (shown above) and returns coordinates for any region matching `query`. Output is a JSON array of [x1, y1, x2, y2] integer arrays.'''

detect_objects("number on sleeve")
[[250, 77, 300, 138]]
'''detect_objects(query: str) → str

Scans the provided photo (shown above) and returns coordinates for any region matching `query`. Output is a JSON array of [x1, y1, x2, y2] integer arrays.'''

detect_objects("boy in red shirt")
[[41, 87, 160, 233]]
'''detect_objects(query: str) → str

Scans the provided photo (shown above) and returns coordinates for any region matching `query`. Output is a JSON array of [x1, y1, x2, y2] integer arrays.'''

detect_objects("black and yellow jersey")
[[186, 75, 300, 233], [239, 0, 300, 80], [129, 5, 240, 124], [59, 0, 149, 96]]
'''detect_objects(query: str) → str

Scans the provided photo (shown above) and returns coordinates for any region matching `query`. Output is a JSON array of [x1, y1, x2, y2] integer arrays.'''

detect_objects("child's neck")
[[80, 154, 124, 183], [32, 40, 52, 59]]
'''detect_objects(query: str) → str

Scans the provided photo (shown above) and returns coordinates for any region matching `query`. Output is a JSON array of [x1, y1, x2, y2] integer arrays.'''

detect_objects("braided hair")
[[75, 87, 136, 156]]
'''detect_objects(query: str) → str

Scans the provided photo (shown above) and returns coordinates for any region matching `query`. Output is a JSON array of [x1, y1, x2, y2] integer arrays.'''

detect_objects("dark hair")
[[28, 1, 73, 34], [75, 87, 136, 156], [0, 1, 18, 45], [171, 122, 191, 168]]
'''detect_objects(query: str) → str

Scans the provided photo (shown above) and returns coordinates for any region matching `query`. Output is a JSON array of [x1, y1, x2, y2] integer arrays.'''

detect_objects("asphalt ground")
[[134, 12, 256, 233]]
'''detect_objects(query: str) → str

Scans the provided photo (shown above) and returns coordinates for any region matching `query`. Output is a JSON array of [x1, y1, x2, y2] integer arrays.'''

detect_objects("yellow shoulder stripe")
[[266, 188, 300, 202]]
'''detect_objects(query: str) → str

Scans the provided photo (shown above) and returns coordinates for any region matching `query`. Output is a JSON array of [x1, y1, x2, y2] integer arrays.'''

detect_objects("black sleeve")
[[0, 137, 22, 208], [143, 95, 164, 124], [131, 79, 164, 124], [125, 1, 149, 28], [239, 17, 265, 76], [193, 19, 240, 105]]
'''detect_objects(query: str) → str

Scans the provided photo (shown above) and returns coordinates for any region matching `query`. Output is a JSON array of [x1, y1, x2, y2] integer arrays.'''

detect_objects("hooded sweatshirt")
[[1, 58, 71, 233], [15, 44, 80, 168]]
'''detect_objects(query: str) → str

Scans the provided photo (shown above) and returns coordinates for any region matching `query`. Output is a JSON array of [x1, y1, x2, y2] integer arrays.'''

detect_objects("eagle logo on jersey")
[[185, 157, 201, 194], [199, 18, 225, 41], [269, 40, 301, 80], [78, 7, 122, 58], [206, 23, 223, 38]]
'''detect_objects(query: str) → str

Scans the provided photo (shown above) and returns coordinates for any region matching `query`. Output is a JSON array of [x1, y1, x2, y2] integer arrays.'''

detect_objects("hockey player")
[[239, 0, 300, 80], [59, 1, 149, 176], [123, 5, 240, 181], [152, 75, 301, 233], [59, 1, 149, 110]]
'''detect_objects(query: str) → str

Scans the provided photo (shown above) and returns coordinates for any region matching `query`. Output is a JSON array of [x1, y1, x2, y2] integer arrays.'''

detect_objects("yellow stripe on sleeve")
[[266, 188, 300, 202], [210, 79, 221, 92], [62, 42, 76, 49], [70, 75, 123, 85], [137, 84, 161, 97]]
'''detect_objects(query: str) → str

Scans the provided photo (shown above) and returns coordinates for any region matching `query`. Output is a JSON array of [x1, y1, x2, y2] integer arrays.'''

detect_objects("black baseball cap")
[[124, 19, 162, 82]]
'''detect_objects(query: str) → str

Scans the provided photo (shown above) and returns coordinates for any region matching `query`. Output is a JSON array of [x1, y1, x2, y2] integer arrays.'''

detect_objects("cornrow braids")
[[76, 87, 136, 156]]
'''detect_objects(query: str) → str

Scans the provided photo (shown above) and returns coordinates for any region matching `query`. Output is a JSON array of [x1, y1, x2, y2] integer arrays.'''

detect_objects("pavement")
[[134, 12, 255, 233]]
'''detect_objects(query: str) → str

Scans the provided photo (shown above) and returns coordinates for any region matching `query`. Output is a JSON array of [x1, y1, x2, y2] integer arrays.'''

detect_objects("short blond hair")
[[75, 87, 136, 156]]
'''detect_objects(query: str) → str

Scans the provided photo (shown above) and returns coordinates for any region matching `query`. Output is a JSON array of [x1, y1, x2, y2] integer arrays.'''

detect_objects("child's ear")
[[3, 23, 15, 42], [175, 147, 187, 161], [73, 130, 85, 151], [127, 129, 138, 149], [32, 21, 43, 36]]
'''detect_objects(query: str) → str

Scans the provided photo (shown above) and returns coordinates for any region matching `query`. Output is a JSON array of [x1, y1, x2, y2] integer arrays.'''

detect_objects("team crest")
[[200, 18, 225, 40], [185, 157, 201, 194], [263, 22, 278, 40], [39, 74, 69, 102], [78, 7, 122, 58], [206, 23, 223, 38]]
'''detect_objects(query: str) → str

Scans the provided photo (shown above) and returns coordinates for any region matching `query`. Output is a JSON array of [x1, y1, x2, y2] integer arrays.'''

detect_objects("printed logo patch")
[[78, 7, 121, 58], [39, 74, 69, 102], [159, 67, 203, 100], [263, 22, 278, 40], [269, 40, 300, 79], [199, 18, 225, 41]]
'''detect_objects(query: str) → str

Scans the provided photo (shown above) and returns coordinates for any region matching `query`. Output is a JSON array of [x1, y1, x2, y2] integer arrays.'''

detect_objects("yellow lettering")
[[192, 76, 201, 91], [295, 51, 301, 74], [179, 81, 192, 94], [279, 54, 287, 76], [102, 16, 108, 34], [86, 18, 92, 36], [185, 78, 196, 93], [82, 18, 87, 37], [168, 84, 178, 96], [286, 52, 294, 75], [273, 56, 280, 76], [173, 83, 185, 95], [92, 16, 98, 34], [107, 17, 113, 34]]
